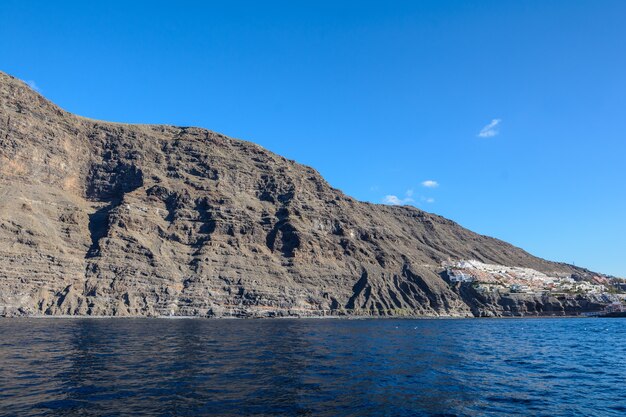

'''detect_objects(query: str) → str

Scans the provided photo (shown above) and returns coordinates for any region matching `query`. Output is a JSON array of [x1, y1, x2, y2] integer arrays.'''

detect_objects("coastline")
[[1, 313, 603, 320]]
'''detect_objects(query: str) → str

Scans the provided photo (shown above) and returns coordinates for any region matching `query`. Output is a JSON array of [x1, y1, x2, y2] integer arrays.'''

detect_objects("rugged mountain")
[[0, 71, 602, 317]]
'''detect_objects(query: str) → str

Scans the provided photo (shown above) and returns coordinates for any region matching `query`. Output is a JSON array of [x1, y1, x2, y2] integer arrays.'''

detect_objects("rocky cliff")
[[0, 71, 603, 317]]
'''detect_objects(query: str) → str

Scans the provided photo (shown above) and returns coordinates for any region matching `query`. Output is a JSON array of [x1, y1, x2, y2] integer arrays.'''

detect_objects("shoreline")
[[0, 313, 604, 320]]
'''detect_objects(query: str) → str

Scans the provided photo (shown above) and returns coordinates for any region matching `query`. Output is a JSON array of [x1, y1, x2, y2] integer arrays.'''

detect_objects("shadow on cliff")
[[85, 161, 144, 258], [86, 204, 116, 258]]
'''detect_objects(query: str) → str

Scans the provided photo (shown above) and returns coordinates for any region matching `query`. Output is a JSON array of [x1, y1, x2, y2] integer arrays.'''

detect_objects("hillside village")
[[443, 260, 626, 303]]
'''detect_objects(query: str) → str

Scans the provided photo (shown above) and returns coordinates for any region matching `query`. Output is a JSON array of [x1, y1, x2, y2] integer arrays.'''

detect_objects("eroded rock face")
[[455, 284, 606, 317], [0, 72, 601, 317]]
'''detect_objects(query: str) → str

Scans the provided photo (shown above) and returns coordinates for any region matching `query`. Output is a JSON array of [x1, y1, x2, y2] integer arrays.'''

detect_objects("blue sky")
[[1, 1, 624, 276]]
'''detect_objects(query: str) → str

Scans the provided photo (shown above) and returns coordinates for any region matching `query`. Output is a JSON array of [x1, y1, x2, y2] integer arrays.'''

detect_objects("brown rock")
[[0, 71, 600, 317]]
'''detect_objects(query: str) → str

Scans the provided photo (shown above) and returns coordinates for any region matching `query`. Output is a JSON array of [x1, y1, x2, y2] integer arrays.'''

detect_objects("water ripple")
[[0, 318, 625, 416]]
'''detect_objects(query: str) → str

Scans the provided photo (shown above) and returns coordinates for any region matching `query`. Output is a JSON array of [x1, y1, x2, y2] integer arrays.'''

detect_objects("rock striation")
[[0, 71, 604, 317]]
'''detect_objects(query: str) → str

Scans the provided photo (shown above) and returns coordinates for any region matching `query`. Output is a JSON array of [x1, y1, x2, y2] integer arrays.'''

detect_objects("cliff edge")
[[0, 71, 607, 317]]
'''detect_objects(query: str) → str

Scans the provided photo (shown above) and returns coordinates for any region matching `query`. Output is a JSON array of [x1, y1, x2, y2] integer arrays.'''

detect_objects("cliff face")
[[0, 72, 600, 317]]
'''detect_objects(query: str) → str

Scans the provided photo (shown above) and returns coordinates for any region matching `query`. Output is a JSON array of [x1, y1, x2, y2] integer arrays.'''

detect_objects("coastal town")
[[443, 260, 626, 306]]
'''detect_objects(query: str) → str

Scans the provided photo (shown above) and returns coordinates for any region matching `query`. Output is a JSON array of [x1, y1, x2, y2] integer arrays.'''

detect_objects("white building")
[[448, 269, 475, 283]]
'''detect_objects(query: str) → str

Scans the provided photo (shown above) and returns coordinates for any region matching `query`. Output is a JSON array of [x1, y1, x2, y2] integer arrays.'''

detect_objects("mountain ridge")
[[0, 71, 606, 317]]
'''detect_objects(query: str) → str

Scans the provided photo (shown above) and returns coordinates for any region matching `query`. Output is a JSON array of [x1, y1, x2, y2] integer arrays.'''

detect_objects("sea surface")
[[1, 317, 625, 416]]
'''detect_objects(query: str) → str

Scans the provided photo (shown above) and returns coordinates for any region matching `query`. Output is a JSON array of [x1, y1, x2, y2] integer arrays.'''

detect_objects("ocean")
[[1, 317, 624, 416]]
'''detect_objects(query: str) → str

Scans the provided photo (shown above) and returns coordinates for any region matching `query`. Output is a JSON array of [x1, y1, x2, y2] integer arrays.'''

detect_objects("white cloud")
[[383, 189, 415, 205], [383, 195, 402, 205], [478, 118, 501, 138], [20, 79, 41, 92], [383, 195, 413, 205], [382, 188, 437, 205], [421, 180, 439, 188]]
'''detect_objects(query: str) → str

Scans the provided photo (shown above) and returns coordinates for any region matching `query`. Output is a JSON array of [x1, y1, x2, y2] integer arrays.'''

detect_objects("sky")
[[1, 1, 624, 277]]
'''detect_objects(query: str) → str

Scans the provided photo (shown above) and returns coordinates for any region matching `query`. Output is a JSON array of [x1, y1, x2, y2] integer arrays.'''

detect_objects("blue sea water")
[[0, 317, 625, 416]]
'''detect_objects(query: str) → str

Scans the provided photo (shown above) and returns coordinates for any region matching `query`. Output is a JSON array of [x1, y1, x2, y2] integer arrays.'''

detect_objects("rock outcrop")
[[0, 71, 603, 317]]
